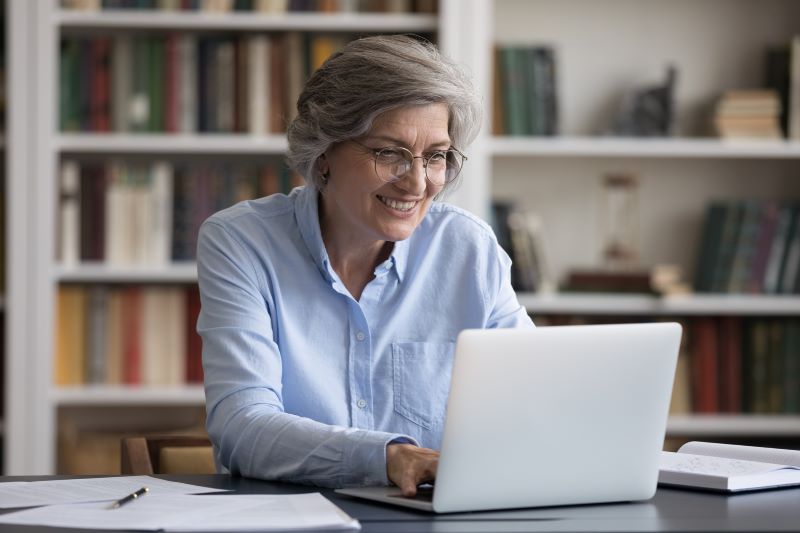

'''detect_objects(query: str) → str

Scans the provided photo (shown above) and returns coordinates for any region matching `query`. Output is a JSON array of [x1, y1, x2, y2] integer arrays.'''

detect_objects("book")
[[659, 441, 800, 492]]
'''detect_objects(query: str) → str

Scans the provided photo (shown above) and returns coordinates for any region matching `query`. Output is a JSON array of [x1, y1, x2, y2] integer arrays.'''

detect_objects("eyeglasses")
[[351, 140, 467, 186]]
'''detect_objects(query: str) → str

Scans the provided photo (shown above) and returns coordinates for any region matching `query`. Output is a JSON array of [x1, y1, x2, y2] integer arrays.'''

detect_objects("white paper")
[[0, 476, 225, 509], [678, 441, 800, 468], [0, 493, 360, 531], [660, 451, 796, 477]]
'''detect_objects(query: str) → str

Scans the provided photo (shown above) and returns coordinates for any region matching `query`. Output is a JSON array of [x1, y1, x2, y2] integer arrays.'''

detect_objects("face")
[[319, 103, 451, 246]]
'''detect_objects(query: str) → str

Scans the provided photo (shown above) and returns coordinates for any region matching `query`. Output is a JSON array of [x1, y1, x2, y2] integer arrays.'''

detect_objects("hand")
[[386, 443, 439, 497]]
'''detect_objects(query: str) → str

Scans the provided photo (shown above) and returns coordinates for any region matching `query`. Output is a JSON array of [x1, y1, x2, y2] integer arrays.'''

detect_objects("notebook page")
[[678, 441, 800, 467]]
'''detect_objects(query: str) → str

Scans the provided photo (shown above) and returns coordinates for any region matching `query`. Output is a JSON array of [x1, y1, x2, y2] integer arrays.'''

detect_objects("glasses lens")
[[443, 150, 464, 184], [374, 147, 412, 182]]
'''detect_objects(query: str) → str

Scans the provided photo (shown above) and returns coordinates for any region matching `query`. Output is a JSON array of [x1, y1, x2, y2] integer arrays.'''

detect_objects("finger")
[[400, 471, 418, 497]]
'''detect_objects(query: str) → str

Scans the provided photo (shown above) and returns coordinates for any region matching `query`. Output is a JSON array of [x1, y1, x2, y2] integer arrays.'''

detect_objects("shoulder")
[[422, 201, 498, 246], [200, 191, 298, 243]]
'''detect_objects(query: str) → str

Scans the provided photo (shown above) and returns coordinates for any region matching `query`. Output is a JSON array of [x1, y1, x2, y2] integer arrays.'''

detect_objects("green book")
[[500, 47, 528, 136], [131, 36, 150, 132], [727, 200, 762, 293], [782, 319, 800, 413], [148, 37, 164, 132], [694, 203, 727, 292], [59, 39, 80, 131], [710, 202, 744, 293]]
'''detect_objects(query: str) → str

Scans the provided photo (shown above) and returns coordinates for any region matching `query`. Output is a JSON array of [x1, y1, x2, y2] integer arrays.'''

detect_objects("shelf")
[[56, 10, 439, 32], [56, 133, 289, 155], [51, 385, 205, 406], [519, 293, 800, 316], [57, 263, 198, 283], [667, 415, 800, 438], [490, 137, 800, 159]]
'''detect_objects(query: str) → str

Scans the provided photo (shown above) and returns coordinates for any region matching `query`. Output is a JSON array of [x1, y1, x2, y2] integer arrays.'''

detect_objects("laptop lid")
[[337, 322, 681, 513]]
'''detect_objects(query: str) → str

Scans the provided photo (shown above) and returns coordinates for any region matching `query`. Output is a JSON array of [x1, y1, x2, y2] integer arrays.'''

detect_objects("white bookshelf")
[[57, 263, 198, 283], [491, 137, 800, 159], [519, 293, 800, 316], [667, 415, 800, 438], [478, 0, 800, 449], [4, 0, 800, 476], [4, 0, 459, 475], [56, 10, 439, 32], [57, 133, 289, 155], [51, 385, 205, 406]]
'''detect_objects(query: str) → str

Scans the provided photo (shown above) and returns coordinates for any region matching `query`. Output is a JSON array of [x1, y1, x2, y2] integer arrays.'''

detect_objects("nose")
[[395, 156, 428, 194]]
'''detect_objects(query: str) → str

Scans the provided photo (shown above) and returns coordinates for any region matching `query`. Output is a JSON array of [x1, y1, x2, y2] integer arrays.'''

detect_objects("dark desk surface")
[[2, 474, 800, 532]]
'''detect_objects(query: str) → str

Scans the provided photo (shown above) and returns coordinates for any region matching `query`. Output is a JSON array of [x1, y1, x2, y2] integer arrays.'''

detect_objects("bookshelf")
[[3, 0, 466, 475], [478, 0, 800, 444], [4, 0, 800, 475]]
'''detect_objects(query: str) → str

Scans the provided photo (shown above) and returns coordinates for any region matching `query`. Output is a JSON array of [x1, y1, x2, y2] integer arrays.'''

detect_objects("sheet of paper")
[[0, 476, 226, 509], [660, 451, 798, 477], [0, 493, 360, 531]]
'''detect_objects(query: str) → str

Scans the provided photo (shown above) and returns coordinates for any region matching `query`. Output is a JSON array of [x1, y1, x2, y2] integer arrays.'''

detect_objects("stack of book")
[[712, 90, 782, 139], [55, 285, 203, 387], [688, 317, 799, 415], [490, 202, 555, 293], [60, 32, 353, 134], [694, 200, 800, 294], [492, 45, 558, 136], [59, 159, 303, 265]]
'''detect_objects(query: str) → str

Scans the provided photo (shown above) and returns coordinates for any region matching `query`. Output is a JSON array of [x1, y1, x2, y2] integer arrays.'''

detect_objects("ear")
[[316, 154, 329, 176]]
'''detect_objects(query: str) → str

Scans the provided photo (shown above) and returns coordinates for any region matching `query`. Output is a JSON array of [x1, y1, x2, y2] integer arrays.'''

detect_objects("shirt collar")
[[295, 185, 408, 284]]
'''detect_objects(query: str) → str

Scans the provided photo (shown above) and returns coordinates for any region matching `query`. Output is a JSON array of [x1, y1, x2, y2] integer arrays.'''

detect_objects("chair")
[[121, 435, 215, 475]]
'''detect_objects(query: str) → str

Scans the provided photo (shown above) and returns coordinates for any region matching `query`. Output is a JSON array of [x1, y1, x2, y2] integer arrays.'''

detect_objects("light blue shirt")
[[197, 185, 533, 488]]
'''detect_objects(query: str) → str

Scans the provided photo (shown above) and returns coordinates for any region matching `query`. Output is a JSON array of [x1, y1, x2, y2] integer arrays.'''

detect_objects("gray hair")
[[286, 34, 482, 193]]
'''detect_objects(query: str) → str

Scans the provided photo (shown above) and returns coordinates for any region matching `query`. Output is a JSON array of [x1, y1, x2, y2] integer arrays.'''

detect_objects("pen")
[[109, 486, 149, 509]]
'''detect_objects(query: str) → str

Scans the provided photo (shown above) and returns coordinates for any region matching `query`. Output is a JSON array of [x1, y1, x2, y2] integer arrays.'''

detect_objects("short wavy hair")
[[286, 35, 482, 194]]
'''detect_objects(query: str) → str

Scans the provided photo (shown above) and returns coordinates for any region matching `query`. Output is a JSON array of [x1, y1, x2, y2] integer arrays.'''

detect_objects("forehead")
[[369, 103, 450, 142]]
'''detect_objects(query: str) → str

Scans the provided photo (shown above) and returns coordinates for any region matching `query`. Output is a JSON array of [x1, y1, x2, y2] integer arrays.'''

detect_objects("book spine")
[[60, 161, 81, 266]]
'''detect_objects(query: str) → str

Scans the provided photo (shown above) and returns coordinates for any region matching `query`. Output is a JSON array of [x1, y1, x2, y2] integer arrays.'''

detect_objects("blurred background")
[[2, 0, 800, 475]]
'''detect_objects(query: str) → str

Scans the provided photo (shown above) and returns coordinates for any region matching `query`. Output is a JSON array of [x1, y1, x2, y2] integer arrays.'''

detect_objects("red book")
[[690, 317, 719, 413], [185, 286, 204, 384], [718, 316, 743, 412], [122, 287, 142, 385], [90, 37, 111, 132]]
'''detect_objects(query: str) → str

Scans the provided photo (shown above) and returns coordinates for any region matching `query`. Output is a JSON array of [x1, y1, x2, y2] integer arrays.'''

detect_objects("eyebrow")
[[365, 135, 452, 150]]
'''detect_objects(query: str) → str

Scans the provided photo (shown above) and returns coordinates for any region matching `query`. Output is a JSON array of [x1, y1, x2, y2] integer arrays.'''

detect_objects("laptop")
[[336, 322, 682, 513]]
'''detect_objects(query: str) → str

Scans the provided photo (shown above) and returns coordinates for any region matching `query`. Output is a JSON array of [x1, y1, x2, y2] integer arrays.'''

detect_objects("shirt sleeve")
[[486, 240, 536, 329], [196, 219, 417, 487]]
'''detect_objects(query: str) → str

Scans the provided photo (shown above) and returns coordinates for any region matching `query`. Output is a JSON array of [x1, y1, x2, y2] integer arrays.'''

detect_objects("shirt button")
[[357, 399, 367, 409], [355, 332, 366, 341]]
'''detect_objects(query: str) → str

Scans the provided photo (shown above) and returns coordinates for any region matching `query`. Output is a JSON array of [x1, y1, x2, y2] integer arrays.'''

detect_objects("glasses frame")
[[350, 140, 468, 186]]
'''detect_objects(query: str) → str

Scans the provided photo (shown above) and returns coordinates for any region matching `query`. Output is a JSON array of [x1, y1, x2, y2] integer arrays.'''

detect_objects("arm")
[[197, 220, 413, 487]]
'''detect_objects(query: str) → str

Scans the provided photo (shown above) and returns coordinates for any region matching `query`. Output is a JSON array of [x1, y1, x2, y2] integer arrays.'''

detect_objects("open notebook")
[[659, 441, 800, 492]]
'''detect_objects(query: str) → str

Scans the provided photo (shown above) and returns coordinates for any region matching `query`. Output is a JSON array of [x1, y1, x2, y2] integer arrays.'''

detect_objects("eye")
[[375, 148, 407, 165], [426, 151, 448, 165]]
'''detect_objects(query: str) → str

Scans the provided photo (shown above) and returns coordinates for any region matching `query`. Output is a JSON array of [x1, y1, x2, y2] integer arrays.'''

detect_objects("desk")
[[2, 475, 799, 532]]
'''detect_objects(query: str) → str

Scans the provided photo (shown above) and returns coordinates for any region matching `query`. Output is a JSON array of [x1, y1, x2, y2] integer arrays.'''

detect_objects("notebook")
[[337, 322, 682, 513]]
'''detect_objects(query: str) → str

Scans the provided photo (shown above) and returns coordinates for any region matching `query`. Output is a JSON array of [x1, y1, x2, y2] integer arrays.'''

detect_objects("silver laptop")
[[336, 322, 682, 513]]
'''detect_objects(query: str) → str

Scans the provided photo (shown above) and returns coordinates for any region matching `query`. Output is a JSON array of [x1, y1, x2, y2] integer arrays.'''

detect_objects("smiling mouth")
[[377, 195, 418, 212]]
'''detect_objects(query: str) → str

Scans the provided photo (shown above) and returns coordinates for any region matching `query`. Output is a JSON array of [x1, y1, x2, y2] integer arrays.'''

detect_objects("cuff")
[[343, 430, 418, 487]]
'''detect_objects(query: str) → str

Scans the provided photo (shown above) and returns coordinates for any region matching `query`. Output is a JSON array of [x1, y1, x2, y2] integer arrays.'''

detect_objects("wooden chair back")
[[121, 435, 214, 475]]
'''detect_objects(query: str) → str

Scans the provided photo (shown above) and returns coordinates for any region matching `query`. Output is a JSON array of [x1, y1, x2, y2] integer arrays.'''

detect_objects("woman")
[[197, 35, 533, 497]]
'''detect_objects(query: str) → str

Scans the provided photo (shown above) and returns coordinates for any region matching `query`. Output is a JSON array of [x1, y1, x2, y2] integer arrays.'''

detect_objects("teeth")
[[378, 195, 416, 211]]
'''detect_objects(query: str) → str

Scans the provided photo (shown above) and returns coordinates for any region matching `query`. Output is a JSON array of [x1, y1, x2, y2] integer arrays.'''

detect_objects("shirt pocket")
[[391, 341, 456, 430]]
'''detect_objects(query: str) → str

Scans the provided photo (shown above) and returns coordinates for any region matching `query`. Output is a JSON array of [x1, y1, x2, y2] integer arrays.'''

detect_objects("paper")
[[660, 451, 792, 477], [0, 476, 225, 509], [0, 493, 360, 531]]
